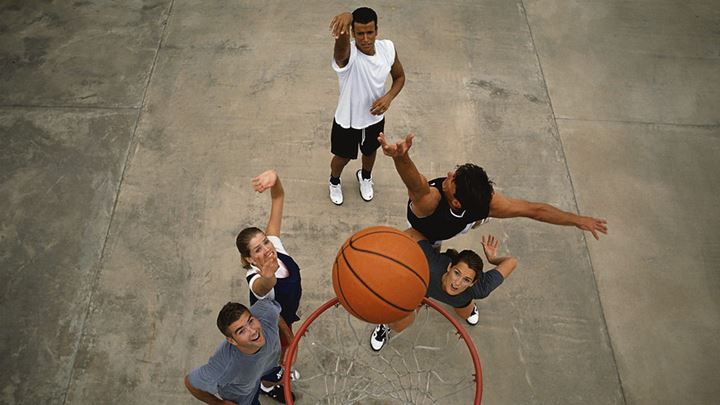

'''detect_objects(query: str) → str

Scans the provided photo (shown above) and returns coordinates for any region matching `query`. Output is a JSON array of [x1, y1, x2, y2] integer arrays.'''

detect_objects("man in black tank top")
[[378, 133, 608, 243]]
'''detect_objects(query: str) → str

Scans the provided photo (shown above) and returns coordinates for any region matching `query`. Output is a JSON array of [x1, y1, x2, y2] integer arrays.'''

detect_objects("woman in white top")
[[235, 170, 302, 363]]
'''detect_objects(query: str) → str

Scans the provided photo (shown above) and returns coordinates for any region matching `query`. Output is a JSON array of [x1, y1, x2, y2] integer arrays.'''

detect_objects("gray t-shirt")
[[419, 240, 504, 308], [188, 299, 281, 404]]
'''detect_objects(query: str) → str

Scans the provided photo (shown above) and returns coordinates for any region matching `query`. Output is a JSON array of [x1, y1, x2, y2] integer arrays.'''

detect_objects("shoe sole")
[[370, 341, 385, 352], [356, 170, 373, 202]]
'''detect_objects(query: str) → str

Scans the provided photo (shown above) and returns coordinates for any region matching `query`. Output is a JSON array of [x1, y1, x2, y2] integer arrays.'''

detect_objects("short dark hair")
[[236, 227, 264, 269], [352, 7, 378, 28], [444, 249, 484, 282], [217, 302, 249, 337], [454, 164, 494, 213]]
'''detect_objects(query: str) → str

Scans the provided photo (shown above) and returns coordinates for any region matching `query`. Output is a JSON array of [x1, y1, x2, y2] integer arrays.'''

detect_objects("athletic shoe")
[[370, 324, 389, 351], [356, 169, 374, 201], [329, 180, 343, 205], [268, 367, 300, 383], [466, 304, 479, 326], [260, 384, 295, 403], [280, 367, 300, 382]]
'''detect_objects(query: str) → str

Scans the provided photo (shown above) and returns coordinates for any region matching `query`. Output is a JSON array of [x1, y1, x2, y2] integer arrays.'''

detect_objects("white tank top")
[[332, 39, 396, 129]]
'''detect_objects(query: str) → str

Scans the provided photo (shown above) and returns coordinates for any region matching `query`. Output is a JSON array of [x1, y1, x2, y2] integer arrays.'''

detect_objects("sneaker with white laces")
[[356, 170, 374, 201], [370, 324, 389, 351], [329, 180, 343, 205], [466, 304, 479, 326]]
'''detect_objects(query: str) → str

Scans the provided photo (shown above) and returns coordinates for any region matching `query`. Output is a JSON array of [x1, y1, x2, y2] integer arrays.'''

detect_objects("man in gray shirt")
[[184, 298, 293, 404]]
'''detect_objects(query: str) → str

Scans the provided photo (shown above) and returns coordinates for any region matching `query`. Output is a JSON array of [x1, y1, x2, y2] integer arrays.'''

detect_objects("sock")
[[329, 175, 340, 185], [361, 169, 372, 180]]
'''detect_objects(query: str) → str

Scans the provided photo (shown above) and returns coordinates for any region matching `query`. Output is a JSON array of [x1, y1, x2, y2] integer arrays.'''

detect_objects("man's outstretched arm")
[[330, 12, 352, 67], [378, 132, 439, 217], [489, 192, 608, 239]]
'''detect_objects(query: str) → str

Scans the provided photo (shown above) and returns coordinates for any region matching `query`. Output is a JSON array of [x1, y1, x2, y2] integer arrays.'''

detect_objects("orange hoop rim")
[[282, 297, 483, 404]]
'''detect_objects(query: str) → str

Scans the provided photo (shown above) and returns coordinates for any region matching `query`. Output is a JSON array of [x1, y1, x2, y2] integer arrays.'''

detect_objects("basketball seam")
[[349, 230, 429, 289], [340, 246, 416, 313]]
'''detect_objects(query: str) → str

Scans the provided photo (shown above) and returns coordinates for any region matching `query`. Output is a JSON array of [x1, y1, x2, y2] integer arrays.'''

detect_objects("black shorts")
[[330, 118, 384, 159]]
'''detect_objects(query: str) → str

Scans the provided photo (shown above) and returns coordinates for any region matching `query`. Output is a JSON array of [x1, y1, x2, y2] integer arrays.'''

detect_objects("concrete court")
[[1, 0, 718, 404]]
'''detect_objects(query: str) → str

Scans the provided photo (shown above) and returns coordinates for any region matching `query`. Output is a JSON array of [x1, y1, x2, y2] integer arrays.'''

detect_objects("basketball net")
[[283, 298, 483, 404]]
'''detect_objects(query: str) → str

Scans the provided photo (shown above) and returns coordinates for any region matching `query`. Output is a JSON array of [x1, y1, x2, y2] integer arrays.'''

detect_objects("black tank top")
[[407, 177, 490, 242], [246, 252, 302, 325]]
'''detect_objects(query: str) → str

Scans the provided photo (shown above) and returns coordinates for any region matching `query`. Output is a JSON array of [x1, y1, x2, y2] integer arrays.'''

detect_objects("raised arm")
[[370, 52, 406, 115], [330, 12, 352, 67], [481, 235, 517, 279], [489, 192, 608, 240], [251, 170, 284, 237], [184, 375, 235, 405], [378, 132, 440, 217]]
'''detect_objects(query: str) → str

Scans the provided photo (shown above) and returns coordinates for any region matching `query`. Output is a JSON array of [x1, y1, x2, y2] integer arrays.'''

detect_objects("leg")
[[356, 121, 382, 201], [259, 366, 294, 403], [329, 120, 359, 205], [278, 318, 295, 365], [330, 155, 351, 178], [360, 150, 376, 174], [389, 312, 415, 333], [454, 302, 475, 319], [356, 151, 376, 201], [454, 301, 479, 325], [358, 118, 384, 177]]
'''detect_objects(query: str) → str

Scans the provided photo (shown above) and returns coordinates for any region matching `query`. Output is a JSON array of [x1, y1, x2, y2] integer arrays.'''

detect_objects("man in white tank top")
[[327, 7, 405, 205]]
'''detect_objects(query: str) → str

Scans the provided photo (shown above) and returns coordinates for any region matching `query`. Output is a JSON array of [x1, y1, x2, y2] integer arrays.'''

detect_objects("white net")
[[287, 302, 480, 404]]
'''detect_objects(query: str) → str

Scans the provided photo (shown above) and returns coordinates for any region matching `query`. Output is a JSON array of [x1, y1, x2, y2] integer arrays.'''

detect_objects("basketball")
[[332, 226, 430, 324]]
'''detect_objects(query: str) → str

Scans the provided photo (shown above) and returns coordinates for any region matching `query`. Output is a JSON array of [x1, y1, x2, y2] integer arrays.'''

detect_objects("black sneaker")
[[370, 324, 389, 351], [260, 385, 295, 404]]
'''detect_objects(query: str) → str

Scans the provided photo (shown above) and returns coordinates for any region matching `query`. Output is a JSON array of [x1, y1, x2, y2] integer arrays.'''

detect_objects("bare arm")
[[377, 132, 440, 217], [330, 12, 352, 67], [251, 170, 284, 237], [489, 192, 608, 240], [370, 52, 406, 115], [481, 235, 517, 279], [184, 375, 235, 405]]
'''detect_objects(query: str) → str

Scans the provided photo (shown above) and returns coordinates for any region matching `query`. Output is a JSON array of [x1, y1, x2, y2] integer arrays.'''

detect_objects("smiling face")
[[225, 312, 265, 354], [352, 20, 377, 55], [245, 232, 277, 268], [442, 262, 477, 296]]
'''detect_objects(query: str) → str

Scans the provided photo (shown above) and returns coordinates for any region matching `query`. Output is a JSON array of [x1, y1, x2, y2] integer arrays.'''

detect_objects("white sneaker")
[[356, 170, 374, 201], [466, 304, 479, 326], [329, 180, 343, 205], [370, 324, 389, 351]]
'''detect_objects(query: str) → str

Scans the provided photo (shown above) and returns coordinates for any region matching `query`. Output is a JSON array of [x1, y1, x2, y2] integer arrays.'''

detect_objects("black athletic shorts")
[[330, 118, 384, 159]]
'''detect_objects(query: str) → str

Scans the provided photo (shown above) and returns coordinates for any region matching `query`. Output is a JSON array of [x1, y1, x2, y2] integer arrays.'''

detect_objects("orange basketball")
[[332, 226, 430, 324]]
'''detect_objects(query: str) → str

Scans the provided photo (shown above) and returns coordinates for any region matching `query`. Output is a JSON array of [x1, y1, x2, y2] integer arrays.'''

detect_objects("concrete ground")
[[1, 1, 718, 404]]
